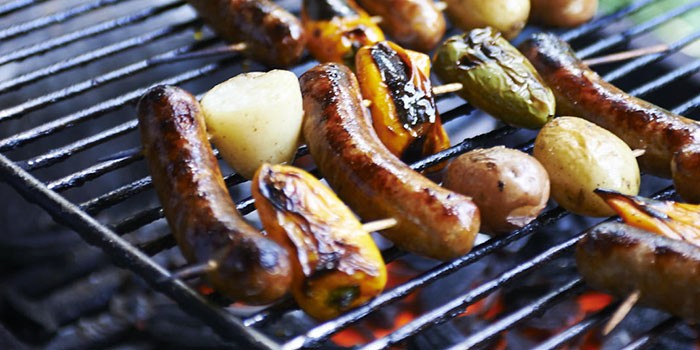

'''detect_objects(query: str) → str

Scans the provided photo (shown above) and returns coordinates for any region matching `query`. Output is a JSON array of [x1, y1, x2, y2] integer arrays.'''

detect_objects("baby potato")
[[443, 146, 550, 235], [443, 0, 530, 40], [200, 70, 303, 179], [530, 0, 598, 28], [533, 117, 640, 217]]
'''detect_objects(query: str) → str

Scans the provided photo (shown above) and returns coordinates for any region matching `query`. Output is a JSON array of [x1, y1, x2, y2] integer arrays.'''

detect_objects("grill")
[[1, 0, 699, 349]]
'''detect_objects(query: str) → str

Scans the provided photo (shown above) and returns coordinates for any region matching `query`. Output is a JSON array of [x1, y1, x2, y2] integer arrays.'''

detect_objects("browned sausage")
[[520, 33, 700, 203], [355, 0, 446, 52], [575, 221, 700, 323], [299, 63, 480, 260], [186, 0, 306, 67], [137, 85, 291, 304]]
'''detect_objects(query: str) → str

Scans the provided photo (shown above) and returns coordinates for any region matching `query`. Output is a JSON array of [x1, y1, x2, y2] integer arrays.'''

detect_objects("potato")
[[200, 70, 303, 179], [533, 117, 640, 217], [444, 0, 530, 40], [443, 146, 550, 235], [530, 0, 598, 28]]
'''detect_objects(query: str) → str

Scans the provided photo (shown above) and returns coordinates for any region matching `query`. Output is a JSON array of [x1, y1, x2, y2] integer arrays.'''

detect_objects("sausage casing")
[[575, 221, 700, 323], [355, 0, 445, 52], [520, 33, 700, 202], [300, 63, 480, 260], [138, 85, 291, 304], [186, 0, 306, 67]]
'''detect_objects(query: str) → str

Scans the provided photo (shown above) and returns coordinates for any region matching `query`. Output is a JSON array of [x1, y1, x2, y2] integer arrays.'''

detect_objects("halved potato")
[[200, 70, 303, 179]]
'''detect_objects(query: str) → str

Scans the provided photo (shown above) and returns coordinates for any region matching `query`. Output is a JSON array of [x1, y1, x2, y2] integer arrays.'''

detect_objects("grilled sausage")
[[300, 63, 480, 260], [138, 85, 291, 304], [355, 0, 445, 52], [186, 0, 306, 67], [520, 33, 700, 203], [575, 221, 700, 323]]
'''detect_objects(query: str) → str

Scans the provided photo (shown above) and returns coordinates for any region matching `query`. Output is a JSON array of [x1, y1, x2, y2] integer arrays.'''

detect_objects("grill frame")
[[1, 1, 699, 349]]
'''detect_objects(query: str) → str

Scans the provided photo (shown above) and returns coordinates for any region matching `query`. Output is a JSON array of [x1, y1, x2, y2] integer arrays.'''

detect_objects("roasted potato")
[[533, 117, 640, 217], [443, 0, 530, 40], [530, 0, 598, 28], [199, 70, 303, 179], [252, 164, 387, 320], [443, 146, 550, 234]]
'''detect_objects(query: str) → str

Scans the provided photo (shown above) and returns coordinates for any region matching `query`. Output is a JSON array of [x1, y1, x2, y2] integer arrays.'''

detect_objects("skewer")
[[166, 218, 397, 281], [362, 218, 398, 232], [147, 43, 247, 65], [581, 44, 669, 67], [632, 149, 645, 157], [602, 289, 641, 336]]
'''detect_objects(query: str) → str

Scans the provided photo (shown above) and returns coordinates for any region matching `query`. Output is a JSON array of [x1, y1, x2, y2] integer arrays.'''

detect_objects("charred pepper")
[[433, 27, 556, 129], [356, 41, 450, 165], [301, 0, 385, 67], [252, 163, 387, 320]]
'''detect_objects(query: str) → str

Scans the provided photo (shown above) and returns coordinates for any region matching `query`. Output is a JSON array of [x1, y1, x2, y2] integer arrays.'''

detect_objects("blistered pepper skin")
[[252, 164, 387, 320], [356, 41, 450, 165], [302, 0, 385, 67], [433, 27, 556, 129]]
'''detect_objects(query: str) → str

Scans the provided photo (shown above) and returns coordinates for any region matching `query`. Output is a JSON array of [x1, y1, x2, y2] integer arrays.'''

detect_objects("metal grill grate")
[[0, 0, 699, 349]]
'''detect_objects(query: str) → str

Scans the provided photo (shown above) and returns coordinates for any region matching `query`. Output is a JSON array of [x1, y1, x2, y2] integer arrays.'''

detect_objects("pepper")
[[252, 163, 387, 320], [356, 41, 450, 166], [433, 27, 556, 129], [302, 0, 385, 67]]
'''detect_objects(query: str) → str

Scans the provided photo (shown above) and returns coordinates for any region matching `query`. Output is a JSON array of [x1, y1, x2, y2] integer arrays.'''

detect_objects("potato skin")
[[443, 146, 550, 235], [443, 0, 530, 40], [530, 0, 598, 28], [533, 117, 640, 217]]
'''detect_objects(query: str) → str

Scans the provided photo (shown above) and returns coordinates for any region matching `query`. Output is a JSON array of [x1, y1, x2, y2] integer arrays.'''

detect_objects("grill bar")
[[560, 0, 655, 41], [0, 0, 697, 348], [0, 0, 183, 66], [0, 29, 211, 123], [448, 278, 586, 350], [621, 317, 681, 350], [0, 153, 271, 349], [0, 49, 230, 152], [0, 3, 188, 93], [0, 0, 121, 41], [533, 302, 620, 350], [47, 153, 142, 192], [629, 59, 700, 97], [604, 29, 700, 82], [576, 0, 700, 58], [0, 0, 43, 17], [357, 188, 673, 350]]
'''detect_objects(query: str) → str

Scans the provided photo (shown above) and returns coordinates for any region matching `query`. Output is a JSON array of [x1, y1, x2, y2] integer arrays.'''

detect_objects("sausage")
[[299, 63, 480, 260], [520, 33, 700, 203], [355, 0, 445, 52], [186, 0, 306, 67], [137, 85, 291, 304], [575, 221, 700, 323]]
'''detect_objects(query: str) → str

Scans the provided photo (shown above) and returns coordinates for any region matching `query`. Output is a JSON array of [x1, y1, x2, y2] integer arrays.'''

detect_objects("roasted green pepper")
[[433, 27, 556, 129], [302, 0, 385, 67], [355, 41, 450, 166]]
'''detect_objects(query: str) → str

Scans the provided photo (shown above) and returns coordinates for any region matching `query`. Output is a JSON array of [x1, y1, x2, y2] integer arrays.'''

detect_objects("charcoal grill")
[[1, 0, 699, 349]]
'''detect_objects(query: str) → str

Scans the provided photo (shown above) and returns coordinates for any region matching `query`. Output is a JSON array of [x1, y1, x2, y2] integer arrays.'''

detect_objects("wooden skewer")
[[582, 44, 669, 67], [170, 260, 219, 280], [148, 43, 248, 65], [362, 218, 398, 232], [434, 1, 447, 12], [602, 290, 641, 336], [632, 149, 646, 158], [167, 218, 396, 281]]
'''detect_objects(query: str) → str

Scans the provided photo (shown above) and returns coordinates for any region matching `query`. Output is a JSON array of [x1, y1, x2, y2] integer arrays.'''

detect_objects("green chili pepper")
[[433, 27, 556, 129]]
